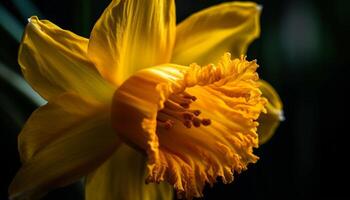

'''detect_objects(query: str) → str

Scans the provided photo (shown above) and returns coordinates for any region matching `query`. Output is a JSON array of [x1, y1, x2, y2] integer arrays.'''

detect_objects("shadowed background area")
[[1, 0, 346, 199]]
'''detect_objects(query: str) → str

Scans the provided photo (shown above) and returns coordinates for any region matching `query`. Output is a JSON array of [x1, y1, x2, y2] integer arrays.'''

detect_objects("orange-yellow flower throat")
[[157, 91, 211, 130], [111, 53, 267, 199]]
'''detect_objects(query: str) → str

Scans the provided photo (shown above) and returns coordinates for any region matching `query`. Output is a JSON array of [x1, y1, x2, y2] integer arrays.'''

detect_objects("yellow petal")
[[257, 80, 283, 144], [111, 53, 267, 199], [88, 0, 176, 86], [172, 2, 261, 65], [19, 16, 114, 102], [86, 144, 173, 200], [9, 93, 119, 199]]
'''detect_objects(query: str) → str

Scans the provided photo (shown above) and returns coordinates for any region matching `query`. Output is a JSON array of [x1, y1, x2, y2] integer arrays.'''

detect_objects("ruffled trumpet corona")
[[112, 54, 268, 198], [9, 0, 283, 200]]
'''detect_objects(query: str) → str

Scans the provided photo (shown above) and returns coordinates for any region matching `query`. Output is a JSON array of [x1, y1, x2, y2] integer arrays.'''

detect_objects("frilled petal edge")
[[111, 53, 267, 199]]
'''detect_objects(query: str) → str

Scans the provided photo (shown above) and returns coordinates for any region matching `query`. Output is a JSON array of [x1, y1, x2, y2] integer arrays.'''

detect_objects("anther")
[[184, 120, 192, 128], [183, 112, 194, 120], [157, 112, 170, 122], [169, 94, 193, 108], [156, 90, 212, 130], [160, 108, 189, 121], [192, 117, 202, 127], [164, 100, 186, 111], [161, 120, 174, 130], [180, 103, 190, 109], [157, 113, 174, 130], [182, 91, 197, 101], [191, 110, 201, 116], [201, 119, 211, 126]]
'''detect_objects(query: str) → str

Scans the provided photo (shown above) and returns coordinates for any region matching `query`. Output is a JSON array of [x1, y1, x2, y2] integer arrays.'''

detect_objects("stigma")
[[157, 91, 211, 130]]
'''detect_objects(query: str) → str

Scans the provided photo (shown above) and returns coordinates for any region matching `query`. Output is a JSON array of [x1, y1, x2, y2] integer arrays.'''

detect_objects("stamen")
[[157, 112, 170, 122], [157, 91, 212, 130], [182, 91, 197, 101], [157, 120, 174, 130], [180, 103, 190, 109], [191, 110, 201, 116], [201, 119, 211, 126], [183, 112, 194, 120], [184, 120, 192, 128], [192, 117, 202, 127], [160, 108, 194, 121], [169, 94, 193, 108], [157, 113, 175, 130], [164, 100, 186, 111]]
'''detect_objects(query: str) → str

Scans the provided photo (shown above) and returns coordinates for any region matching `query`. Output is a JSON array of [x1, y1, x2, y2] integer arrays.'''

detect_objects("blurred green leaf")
[[0, 4, 23, 42], [0, 61, 46, 106], [11, 0, 42, 19]]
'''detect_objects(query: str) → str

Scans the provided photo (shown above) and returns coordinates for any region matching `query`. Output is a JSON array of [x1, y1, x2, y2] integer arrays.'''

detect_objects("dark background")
[[1, 0, 347, 199]]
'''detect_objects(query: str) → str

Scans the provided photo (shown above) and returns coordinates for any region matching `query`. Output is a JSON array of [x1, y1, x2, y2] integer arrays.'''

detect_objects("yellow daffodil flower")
[[9, 0, 283, 199]]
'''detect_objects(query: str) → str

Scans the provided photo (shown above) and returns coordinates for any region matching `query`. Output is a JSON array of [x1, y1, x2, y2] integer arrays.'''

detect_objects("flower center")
[[156, 90, 211, 130]]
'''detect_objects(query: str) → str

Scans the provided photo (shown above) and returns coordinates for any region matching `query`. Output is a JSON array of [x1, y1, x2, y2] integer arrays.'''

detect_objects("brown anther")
[[179, 103, 190, 109], [169, 94, 192, 105], [157, 91, 211, 130], [183, 120, 192, 128], [157, 119, 174, 130], [183, 112, 194, 120], [201, 118, 211, 126], [182, 91, 197, 101], [157, 112, 170, 122], [164, 100, 186, 111], [192, 117, 201, 127], [191, 110, 201, 116], [164, 120, 174, 130], [160, 108, 183, 121]]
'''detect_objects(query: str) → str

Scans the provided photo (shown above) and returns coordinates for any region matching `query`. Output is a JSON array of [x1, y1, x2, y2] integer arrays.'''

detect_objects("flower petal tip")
[[278, 110, 285, 121], [26, 16, 40, 31], [27, 16, 38, 23]]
